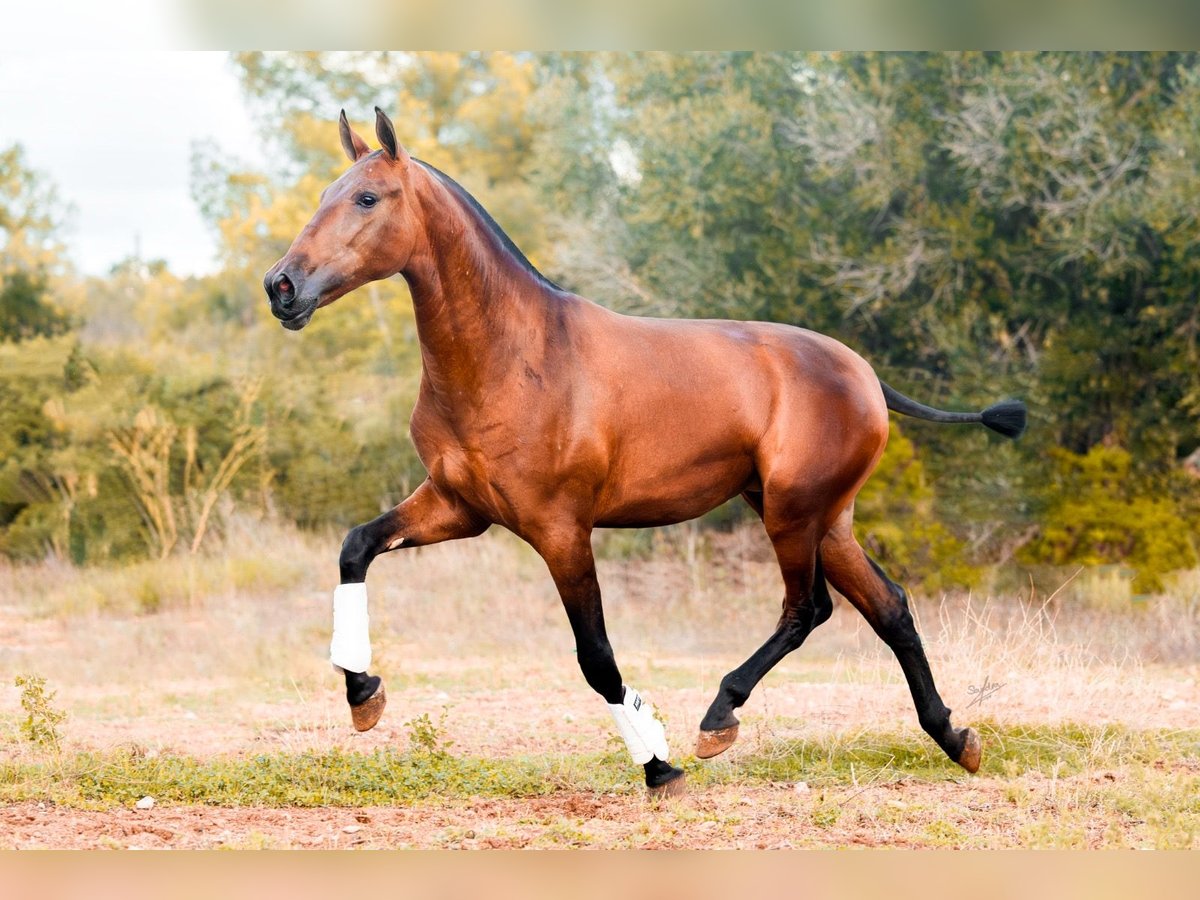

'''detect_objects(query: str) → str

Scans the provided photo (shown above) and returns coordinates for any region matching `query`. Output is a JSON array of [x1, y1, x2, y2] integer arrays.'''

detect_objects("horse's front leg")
[[533, 526, 686, 798], [334, 478, 488, 731]]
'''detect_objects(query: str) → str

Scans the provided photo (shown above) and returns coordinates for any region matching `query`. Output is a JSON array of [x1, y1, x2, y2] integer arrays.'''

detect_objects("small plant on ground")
[[14, 673, 67, 751], [406, 711, 453, 758]]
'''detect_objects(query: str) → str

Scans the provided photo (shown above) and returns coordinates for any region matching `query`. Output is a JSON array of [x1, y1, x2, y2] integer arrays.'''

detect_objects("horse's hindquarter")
[[582, 311, 888, 528]]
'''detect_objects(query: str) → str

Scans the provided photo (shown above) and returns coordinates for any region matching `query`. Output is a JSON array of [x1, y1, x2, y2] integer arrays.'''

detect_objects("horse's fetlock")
[[720, 673, 749, 707], [918, 710, 950, 738]]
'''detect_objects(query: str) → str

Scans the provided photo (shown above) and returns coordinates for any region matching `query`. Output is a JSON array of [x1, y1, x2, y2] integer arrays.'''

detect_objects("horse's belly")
[[593, 451, 755, 528]]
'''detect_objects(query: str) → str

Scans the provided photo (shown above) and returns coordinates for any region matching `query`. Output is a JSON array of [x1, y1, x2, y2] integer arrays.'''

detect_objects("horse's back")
[[567, 300, 889, 526], [574, 300, 885, 431]]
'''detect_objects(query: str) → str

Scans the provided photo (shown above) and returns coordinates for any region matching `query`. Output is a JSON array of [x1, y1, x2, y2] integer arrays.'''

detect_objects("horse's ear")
[[338, 109, 371, 162], [374, 106, 408, 163]]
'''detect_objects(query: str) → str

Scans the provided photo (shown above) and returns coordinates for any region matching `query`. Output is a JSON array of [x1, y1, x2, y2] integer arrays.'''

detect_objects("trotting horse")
[[264, 108, 1026, 797]]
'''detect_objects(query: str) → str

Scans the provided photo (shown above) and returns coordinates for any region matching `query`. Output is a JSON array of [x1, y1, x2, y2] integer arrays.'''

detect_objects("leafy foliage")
[[0, 272, 69, 342], [1021, 445, 1199, 591], [2, 53, 1200, 592], [0, 144, 67, 275], [525, 51, 1200, 588], [13, 673, 66, 751]]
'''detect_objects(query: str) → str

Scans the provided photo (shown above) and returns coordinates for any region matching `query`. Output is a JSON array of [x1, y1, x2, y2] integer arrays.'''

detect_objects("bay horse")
[[264, 108, 1026, 797]]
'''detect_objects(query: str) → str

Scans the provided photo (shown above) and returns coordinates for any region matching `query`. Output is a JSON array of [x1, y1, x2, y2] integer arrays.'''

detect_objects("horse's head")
[[264, 108, 420, 331]]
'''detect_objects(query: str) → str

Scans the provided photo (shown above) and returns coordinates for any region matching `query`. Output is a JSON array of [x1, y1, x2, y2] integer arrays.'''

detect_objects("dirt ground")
[[6, 758, 1197, 849], [2, 537, 1198, 849], [0, 789, 889, 850], [2, 655, 1198, 849], [8, 658, 1200, 761]]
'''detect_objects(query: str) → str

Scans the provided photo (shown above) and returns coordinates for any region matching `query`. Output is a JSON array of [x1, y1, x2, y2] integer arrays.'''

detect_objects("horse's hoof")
[[350, 681, 386, 732], [957, 727, 982, 774], [695, 723, 739, 759], [647, 770, 687, 800]]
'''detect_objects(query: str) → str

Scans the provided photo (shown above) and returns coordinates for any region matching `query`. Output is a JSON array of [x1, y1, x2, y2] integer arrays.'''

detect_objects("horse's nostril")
[[273, 273, 295, 305]]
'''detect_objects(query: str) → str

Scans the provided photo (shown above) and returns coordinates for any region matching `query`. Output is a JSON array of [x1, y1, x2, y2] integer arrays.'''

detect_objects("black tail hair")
[[880, 381, 1027, 440], [979, 400, 1028, 439]]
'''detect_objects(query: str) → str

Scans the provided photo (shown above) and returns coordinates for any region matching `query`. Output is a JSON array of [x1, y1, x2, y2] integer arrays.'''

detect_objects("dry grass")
[[1, 519, 1198, 848], [1, 518, 1197, 733]]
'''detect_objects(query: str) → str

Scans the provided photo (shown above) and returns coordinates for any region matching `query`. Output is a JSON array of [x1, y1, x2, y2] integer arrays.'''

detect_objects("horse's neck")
[[401, 173, 553, 400]]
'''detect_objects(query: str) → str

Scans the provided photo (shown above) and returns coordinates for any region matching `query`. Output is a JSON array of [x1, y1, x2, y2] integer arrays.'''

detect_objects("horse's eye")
[[356, 193, 378, 209]]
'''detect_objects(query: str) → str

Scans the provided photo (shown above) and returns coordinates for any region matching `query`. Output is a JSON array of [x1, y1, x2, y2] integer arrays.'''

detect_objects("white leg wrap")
[[329, 582, 371, 673], [607, 685, 670, 765]]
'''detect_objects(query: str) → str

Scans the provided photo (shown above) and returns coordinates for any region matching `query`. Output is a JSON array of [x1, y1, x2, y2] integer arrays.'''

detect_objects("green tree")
[[528, 52, 1200, 584], [0, 271, 69, 342], [854, 422, 981, 591]]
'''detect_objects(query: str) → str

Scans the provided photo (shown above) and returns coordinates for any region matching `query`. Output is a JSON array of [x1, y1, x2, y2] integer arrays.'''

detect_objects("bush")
[[0, 272, 70, 343], [1020, 444, 1199, 592]]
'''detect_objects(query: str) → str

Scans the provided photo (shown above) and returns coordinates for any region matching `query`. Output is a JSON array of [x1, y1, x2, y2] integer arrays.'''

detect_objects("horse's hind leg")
[[696, 519, 832, 758], [820, 505, 982, 773]]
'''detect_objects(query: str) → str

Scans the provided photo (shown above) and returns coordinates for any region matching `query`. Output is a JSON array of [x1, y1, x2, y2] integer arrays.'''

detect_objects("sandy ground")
[[6, 758, 1198, 850], [2, 538, 1198, 849], [8, 659, 1199, 762], [1, 608, 1195, 764], [2, 644, 1197, 849], [0, 789, 997, 850]]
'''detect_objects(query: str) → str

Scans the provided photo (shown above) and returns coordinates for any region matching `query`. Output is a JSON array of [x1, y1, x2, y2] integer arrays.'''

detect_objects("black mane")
[[414, 158, 563, 293]]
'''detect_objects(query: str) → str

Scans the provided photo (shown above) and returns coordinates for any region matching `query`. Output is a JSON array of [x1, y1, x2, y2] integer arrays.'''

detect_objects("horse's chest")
[[409, 393, 568, 528], [426, 445, 483, 496], [411, 413, 517, 516], [428, 444, 528, 523]]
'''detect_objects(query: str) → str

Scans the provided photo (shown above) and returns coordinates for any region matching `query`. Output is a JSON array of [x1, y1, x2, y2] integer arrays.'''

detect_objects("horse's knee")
[[339, 524, 376, 582], [718, 670, 752, 708]]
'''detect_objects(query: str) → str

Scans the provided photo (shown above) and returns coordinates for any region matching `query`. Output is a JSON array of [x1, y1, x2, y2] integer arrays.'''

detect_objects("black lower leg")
[[339, 514, 395, 583], [576, 639, 624, 705], [889, 636, 966, 759], [336, 514, 394, 707], [701, 565, 831, 732], [557, 559, 682, 788], [866, 559, 966, 760], [700, 626, 802, 731], [578, 633, 681, 786]]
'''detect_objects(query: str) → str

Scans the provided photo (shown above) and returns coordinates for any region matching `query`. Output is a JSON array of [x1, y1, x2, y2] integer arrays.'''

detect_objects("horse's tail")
[[879, 381, 1027, 439]]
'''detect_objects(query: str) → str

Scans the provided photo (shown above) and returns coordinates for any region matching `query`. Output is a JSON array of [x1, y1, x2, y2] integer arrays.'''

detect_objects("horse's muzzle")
[[264, 265, 318, 330], [277, 306, 316, 331]]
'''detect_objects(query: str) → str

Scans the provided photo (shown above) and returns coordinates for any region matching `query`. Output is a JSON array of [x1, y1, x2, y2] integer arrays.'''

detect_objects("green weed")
[[1, 722, 1191, 812], [736, 720, 1198, 785], [405, 711, 452, 757], [13, 673, 66, 751]]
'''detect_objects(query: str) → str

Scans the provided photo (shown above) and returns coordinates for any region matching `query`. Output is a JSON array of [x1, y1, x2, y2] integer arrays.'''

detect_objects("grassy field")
[[1, 520, 1198, 848]]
